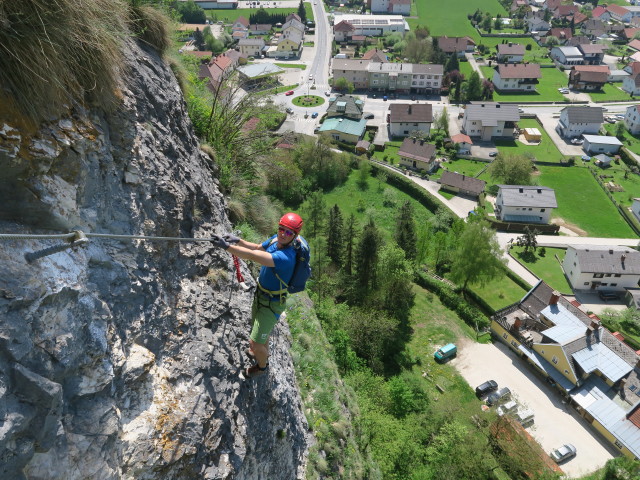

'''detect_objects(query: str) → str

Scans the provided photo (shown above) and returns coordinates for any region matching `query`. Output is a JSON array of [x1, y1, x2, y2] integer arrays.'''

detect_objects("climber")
[[212, 213, 304, 379]]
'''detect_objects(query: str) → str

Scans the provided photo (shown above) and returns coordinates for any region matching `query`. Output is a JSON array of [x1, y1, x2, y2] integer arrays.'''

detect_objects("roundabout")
[[292, 95, 325, 108]]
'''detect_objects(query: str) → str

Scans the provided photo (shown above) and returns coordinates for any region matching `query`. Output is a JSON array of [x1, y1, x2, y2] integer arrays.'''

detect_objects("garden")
[[588, 83, 634, 102], [491, 119, 568, 164], [292, 94, 325, 107], [509, 245, 572, 294], [480, 66, 568, 102], [603, 121, 640, 157]]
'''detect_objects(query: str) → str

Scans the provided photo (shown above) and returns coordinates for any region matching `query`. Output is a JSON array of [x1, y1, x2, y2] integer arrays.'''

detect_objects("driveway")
[[535, 111, 586, 156], [453, 339, 618, 478]]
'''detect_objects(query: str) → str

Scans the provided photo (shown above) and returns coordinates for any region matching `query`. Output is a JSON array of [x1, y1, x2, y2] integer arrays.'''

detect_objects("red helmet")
[[279, 212, 303, 234]]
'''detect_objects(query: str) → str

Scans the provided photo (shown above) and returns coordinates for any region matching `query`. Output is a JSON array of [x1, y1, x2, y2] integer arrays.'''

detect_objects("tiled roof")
[[236, 16, 249, 27], [451, 133, 472, 144], [562, 106, 604, 124], [464, 102, 520, 125], [578, 43, 606, 54], [398, 138, 436, 162], [334, 20, 354, 31], [362, 48, 388, 62], [439, 171, 486, 195], [496, 63, 541, 79], [607, 4, 630, 16], [592, 6, 607, 18], [569, 245, 640, 275], [550, 27, 572, 39], [629, 39, 640, 52], [624, 28, 640, 39], [438, 36, 475, 53], [389, 103, 433, 123], [497, 42, 525, 55]]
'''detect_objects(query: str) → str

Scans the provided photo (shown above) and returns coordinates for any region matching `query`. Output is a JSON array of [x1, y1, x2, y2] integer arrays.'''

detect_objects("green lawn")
[[537, 165, 636, 237], [603, 122, 640, 157], [589, 83, 634, 102], [468, 274, 529, 312], [481, 66, 568, 102], [509, 246, 572, 294], [495, 119, 568, 164], [205, 5, 314, 24], [458, 60, 475, 79], [409, 0, 506, 40], [479, 38, 553, 65], [436, 158, 488, 179]]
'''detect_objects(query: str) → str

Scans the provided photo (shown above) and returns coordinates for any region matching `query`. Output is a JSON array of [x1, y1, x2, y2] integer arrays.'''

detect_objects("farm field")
[[481, 66, 567, 102], [494, 119, 567, 164]]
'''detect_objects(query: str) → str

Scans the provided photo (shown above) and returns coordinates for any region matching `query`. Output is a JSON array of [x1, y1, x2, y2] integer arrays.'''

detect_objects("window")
[[373, 80, 378, 85], [584, 282, 589, 286], [615, 440, 623, 449], [611, 283, 617, 287], [601, 283, 608, 286], [552, 356, 559, 364], [503, 333, 508, 340], [511, 340, 519, 348], [541, 209, 545, 212], [605, 274, 611, 277], [427, 75, 432, 79], [413, 123, 418, 127], [420, 75, 424, 79], [614, 274, 621, 277]]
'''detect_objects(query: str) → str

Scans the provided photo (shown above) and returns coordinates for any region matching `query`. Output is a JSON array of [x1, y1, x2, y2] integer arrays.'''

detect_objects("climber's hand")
[[223, 233, 241, 245], [211, 235, 230, 250]]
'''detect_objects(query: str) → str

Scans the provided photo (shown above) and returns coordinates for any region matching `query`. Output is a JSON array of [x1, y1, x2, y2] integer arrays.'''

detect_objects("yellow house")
[[491, 281, 640, 460]]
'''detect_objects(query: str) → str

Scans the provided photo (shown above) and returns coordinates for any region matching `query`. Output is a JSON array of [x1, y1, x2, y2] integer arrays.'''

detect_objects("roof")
[[282, 18, 305, 31], [398, 138, 436, 162], [607, 4, 630, 16], [583, 134, 623, 146], [464, 102, 520, 126], [237, 63, 284, 79], [439, 171, 486, 195], [389, 103, 433, 123], [235, 16, 249, 27], [451, 133, 472, 144], [549, 27, 572, 39], [497, 43, 525, 55], [495, 63, 541, 79], [286, 13, 301, 22], [238, 38, 265, 46], [578, 44, 607, 55], [624, 28, 640, 39], [362, 48, 388, 62], [334, 20, 355, 31], [333, 58, 370, 71], [561, 106, 604, 124], [571, 65, 610, 84], [573, 342, 633, 383], [498, 185, 558, 208], [327, 94, 364, 117], [629, 39, 640, 52], [438, 36, 475, 53], [249, 24, 272, 31], [280, 31, 302, 45], [573, 11, 588, 24], [554, 5, 578, 17], [568, 245, 640, 275], [592, 6, 607, 18], [554, 46, 582, 57], [319, 117, 367, 136]]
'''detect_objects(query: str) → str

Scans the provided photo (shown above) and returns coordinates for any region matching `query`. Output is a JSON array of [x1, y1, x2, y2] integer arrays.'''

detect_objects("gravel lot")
[[452, 339, 619, 478]]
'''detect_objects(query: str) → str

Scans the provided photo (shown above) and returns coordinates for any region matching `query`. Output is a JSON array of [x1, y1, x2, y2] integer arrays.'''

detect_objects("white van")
[[515, 409, 535, 426]]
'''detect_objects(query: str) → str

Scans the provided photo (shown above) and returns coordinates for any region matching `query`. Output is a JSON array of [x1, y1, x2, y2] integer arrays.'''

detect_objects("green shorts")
[[250, 294, 287, 344]]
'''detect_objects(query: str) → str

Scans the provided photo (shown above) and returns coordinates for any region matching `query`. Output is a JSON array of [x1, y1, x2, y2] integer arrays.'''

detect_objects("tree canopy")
[[487, 153, 534, 185]]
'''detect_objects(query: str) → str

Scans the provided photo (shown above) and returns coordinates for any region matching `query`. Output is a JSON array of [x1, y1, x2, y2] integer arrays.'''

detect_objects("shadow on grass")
[[515, 250, 538, 264]]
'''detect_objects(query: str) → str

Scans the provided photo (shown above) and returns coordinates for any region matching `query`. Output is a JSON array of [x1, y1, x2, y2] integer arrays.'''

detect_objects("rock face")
[[0, 39, 310, 479]]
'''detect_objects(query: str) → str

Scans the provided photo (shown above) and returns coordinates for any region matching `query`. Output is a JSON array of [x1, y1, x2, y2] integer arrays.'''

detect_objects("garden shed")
[[523, 128, 542, 142]]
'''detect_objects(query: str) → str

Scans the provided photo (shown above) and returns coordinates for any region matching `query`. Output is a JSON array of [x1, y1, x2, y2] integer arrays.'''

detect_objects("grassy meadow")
[[509, 246, 572, 294]]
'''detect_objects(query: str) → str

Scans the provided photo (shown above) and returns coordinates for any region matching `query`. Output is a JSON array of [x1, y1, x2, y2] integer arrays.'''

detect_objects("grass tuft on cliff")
[[0, 0, 171, 124]]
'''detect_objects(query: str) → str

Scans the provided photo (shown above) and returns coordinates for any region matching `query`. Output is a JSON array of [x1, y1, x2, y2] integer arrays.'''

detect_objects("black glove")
[[211, 235, 230, 250], [223, 233, 240, 245]]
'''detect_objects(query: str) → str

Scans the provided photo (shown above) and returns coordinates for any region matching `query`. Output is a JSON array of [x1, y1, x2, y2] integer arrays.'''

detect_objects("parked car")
[[550, 444, 577, 463], [286, 107, 293, 114], [486, 387, 511, 406], [311, 112, 318, 118], [615, 114, 625, 120], [364, 113, 374, 119], [383, 95, 388, 101], [489, 151, 498, 157], [309, 74, 314, 80], [570, 138, 583, 145], [434, 343, 457, 362], [599, 290, 619, 301], [496, 400, 518, 417], [514, 408, 535, 426], [325, 90, 331, 96], [285, 90, 294, 96], [475, 380, 498, 397]]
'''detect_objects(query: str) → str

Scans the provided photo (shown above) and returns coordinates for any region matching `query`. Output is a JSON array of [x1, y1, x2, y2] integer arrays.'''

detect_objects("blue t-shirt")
[[258, 234, 297, 292]]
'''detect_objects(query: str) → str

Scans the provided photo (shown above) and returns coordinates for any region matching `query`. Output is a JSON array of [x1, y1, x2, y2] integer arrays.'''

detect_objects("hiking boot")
[[244, 363, 268, 379]]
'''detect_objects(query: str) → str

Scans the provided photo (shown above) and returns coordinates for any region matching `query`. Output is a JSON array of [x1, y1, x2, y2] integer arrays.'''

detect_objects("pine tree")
[[445, 52, 459, 73], [465, 71, 482, 101], [306, 190, 326, 239], [344, 214, 357, 276], [396, 201, 417, 261], [297, 0, 307, 23], [355, 218, 382, 291], [326, 204, 344, 266]]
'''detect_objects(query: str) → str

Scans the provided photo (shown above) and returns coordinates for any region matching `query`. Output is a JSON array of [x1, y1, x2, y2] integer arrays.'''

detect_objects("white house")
[[555, 106, 604, 139], [332, 14, 409, 38], [388, 103, 433, 137], [492, 63, 542, 92], [232, 16, 250, 33], [550, 46, 583, 67], [397, 138, 437, 171], [582, 135, 623, 155], [497, 43, 525, 63], [237, 38, 265, 58], [632, 198, 640, 222], [607, 4, 633, 23], [563, 245, 640, 293], [371, 0, 411, 15], [495, 185, 558, 224], [625, 104, 640, 134], [623, 62, 640, 96], [451, 133, 473, 155], [526, 11, 551, 32], [282, 18, 305, 37], [462, 102, 520, 141]]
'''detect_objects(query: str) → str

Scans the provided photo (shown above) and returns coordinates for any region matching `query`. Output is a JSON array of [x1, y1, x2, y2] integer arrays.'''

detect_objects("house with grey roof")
[[388, 103, 432, 137], [438, 171, 486, 198], [563, 245, 640, 293], [461, 102, 520, 141], [496, 42, 525, 63], [491, 281, 640, 461], [326, 94, 364, 120], [583, 134, 623, 155], [556, 106, 604, 139], [550, 45, 584, 67], [495, 185, 557, 224], [237, 38, 266, 58], [397, 138, 437, 172]]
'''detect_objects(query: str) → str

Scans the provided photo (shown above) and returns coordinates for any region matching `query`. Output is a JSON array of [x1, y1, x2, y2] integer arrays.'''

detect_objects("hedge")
[[414, 272, 490, 330]]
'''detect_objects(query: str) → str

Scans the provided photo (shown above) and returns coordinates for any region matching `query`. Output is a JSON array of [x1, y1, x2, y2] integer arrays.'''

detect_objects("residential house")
[[282, 18, 305, 37], [318, 117, 368, 144], [461, 102, 521, 141], [332, 59, 443, 93], [388, 103, 433, 137], [439, 171, 485, 198], [626, 6, 640, 21], [333, 20, 355, 42], [607, 4, 633, 23], [526, 11, 551, 32], [237, 38, 265, 58], [438, 36, 476, 57], [326, 94, 365, 120], [249, 24, 271, 35], [275, 31, 302, 58], [236, 63, 284, 87], [369, 62, 414, 92], [198, 49, 244, 91], [563, 246, 640, 293], [550, 46, 583, 67], [492, 63, 541, 92], [332, 14, 408, 39], [511, 0, 530, 13], [591, 5, 608, 20], [628, 39, 640, 52], [370, 0, 411, 15], [609, 69, 630, 83], [409, 64, 444, 93], [578, 44, 606, 65], [495, 185, 557, 224], [232, 30, 248, 41], [543, 0, 561, 10], [361, 48, 388, 62], [569, 65, 610, 90], [567, 35, 592, 47], [582, 134, 623, 154], [630, 51, 640, 66], [572, 11, 588, 26], [497, 42, 526, 63], [623, 27, 640, 41], [397, 138, 437, 171], [582, 19, 606, 38], [552, 4, 579, 20], [285, 13, 302, 23], [232, 16, 250, 34], [632, 198, 640, 222], [332, 59, 370, 89], [491, 281, 640, 461], [624, 104, 640, 134], [450, 133, 473, 155], [623, 63, 640, 96], [555, 106, 604, 139], [548, 27, 573, 44]]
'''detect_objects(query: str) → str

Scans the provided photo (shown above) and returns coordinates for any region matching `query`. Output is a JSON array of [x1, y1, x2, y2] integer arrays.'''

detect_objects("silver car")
[[550, 444, 576, 463]]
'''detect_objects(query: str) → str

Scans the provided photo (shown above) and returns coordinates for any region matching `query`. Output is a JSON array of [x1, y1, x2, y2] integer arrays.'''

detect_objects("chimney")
[[549, 290, 560, 305], [609, 249, 614, 254]]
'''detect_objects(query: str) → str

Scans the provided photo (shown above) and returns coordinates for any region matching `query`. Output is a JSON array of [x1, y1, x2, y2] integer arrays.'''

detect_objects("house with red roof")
[[492, 63, 542, 92], [552, 4, 579, 20], [198, 49, 245, 91], [569, 65, 610, 91], [591, 6, 608, 20], [333, 20, 355, 42], [607, 4, 632, 23], [450, 133, 473, 155]]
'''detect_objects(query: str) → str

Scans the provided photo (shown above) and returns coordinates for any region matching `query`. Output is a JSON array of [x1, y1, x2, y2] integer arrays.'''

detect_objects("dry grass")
[[128, 3, 172, 54]]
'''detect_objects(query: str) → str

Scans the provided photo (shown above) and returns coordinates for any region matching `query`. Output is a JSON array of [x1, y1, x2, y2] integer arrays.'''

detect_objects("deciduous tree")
[[487, 152, 534, 185]]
